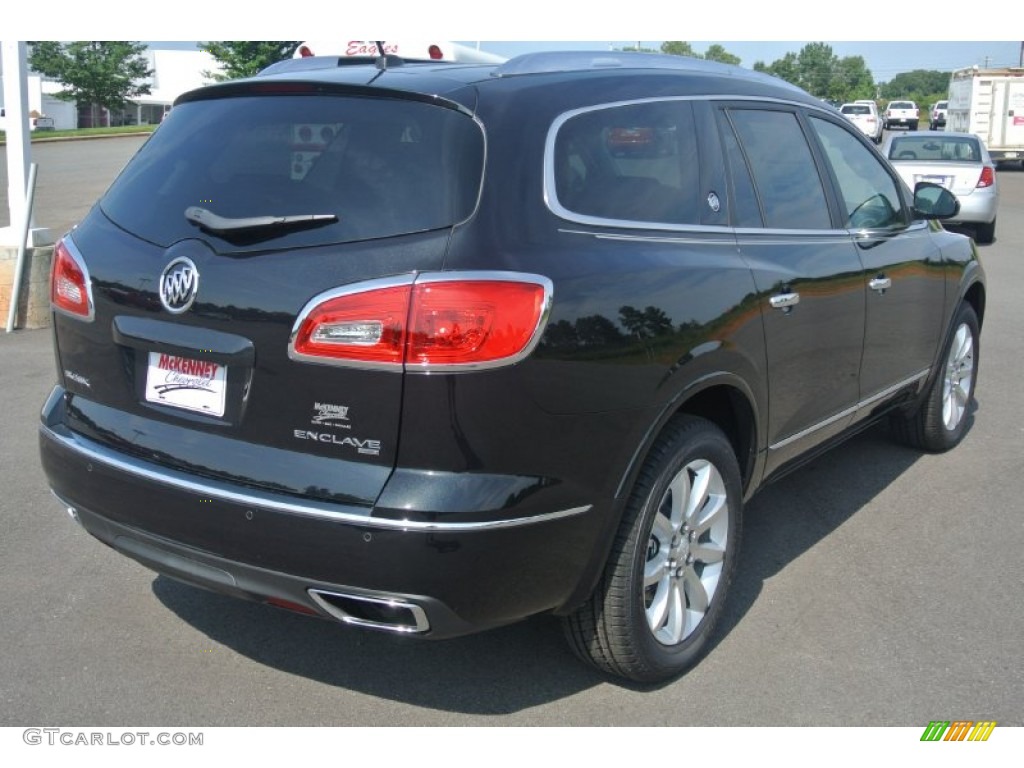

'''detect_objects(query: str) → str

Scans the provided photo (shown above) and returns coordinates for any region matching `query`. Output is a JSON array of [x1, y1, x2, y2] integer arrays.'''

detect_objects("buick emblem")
[[159, 257, 199, 314]]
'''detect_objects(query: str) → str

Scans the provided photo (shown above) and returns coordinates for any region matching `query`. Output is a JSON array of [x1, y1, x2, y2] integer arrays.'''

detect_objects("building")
[[2, 46, 221, 130]]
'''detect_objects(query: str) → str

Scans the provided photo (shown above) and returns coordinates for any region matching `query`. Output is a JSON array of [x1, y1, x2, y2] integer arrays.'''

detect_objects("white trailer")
[[947, 66, 1024, 166]]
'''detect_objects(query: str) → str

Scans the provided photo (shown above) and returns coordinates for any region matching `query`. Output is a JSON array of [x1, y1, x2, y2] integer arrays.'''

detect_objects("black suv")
[[40, 51, 985, 683]]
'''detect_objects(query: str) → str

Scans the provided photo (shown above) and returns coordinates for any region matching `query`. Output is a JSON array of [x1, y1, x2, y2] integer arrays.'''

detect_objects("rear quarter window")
[[101, 93, 484, 251], [549, 99, 702, 227]]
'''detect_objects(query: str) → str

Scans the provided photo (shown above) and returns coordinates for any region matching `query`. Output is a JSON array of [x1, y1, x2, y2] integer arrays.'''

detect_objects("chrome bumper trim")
[[41, 424, 592, 532]]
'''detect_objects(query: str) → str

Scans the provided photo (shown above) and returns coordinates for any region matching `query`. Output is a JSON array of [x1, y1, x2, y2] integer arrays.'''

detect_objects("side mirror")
[[913, 182, 960, 219]]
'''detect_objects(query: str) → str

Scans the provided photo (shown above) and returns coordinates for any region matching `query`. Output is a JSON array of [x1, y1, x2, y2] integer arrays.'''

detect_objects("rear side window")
[[101, 94, 484, 251], [550, 100, 701, 226], [725, 109, 832, 230]]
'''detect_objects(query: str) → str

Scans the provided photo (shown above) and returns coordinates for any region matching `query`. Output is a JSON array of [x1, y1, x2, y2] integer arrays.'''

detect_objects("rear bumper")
[[39, 388, 605, 637], [949, 189, 998, 225]]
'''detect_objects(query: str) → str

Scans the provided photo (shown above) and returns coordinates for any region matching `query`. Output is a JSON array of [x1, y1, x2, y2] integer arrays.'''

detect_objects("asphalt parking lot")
[[1, 138, 1022, 727]]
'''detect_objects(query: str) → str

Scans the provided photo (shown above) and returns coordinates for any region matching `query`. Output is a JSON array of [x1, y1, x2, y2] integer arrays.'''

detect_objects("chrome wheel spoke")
[[644, 557, 668, 589], [662, 582, 685, 644], [692, 493, 727, 537], [690, 540, 725, 564], [684, 462, 711, 524], [666, 472, 690, 531], [647, 580, 670, 632]]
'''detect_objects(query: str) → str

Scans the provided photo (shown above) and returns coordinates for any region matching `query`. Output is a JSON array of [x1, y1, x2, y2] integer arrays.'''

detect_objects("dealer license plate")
[[145, 352, 227, 417]]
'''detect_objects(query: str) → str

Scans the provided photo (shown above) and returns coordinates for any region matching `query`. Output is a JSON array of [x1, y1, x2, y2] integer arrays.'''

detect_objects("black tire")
[[562, 416, 742, 683], [910, 121, 919, 131], [975, 218, 996, 245], [891, 303, 979, 452]]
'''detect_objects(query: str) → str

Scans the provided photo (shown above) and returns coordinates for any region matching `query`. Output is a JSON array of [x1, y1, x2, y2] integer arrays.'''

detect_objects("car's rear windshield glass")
[[889, 102, 914, 109], [841, 105, 872, 115], [889, 136, 982, 162], [101, 94, 484, 250]]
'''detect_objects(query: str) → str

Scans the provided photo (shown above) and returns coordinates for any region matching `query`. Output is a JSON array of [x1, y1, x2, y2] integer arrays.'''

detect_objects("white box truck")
[[947, 66, 1024, 166]]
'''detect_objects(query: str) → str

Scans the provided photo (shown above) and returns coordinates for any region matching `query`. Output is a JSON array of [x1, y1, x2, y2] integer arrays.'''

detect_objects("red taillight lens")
[[290, 274, 551, 371], [298, 45, 313, 57], [50, 238, 93, 320], [291, 283, 411, 367], [428, 45, 443, 60], [977, 166, 995, 188], [408, 280, 548, 368]]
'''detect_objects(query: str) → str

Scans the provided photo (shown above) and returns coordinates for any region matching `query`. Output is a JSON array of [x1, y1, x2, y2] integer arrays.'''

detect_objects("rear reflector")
[[977, 166, 995, 188], [290, 272, 553, 371], [50, 237, 94, 321]]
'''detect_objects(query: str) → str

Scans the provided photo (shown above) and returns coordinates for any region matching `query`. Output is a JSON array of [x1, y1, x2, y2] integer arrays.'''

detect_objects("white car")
[[839, 102, 883, 144]]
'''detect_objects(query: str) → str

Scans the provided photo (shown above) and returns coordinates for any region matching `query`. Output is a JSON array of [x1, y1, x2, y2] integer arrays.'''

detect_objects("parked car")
[[0, 107, 55, 132], [40, 50, 985, 684], [839, 101, 883, 143], [884, 131, 999, 243], [885, 100, 919, 131], [929, 100, 948, 130]]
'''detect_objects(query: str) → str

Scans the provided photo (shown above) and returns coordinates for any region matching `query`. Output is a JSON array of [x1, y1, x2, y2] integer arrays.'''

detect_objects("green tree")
[[201, 41, 301, 81], [797, 42, 836, 98], [753, 45, 876, 103], [703, 44, 741, 66], [660, 41, 700, 58], [879, 69, 950, 103], [830, 56, 876, 102], [28, 41, 152, 124]]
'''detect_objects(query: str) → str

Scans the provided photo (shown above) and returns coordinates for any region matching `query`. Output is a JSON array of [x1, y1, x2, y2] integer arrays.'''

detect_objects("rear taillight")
[[298, 45, 313, 57], [428, 45, 443, 60], [290, 273, 552, 371], [50, 237, 94, 321], [977, 166, 995, 188]]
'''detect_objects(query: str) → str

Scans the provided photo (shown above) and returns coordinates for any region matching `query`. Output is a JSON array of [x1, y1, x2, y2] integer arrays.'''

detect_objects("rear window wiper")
[[185, 206, 337, 234]]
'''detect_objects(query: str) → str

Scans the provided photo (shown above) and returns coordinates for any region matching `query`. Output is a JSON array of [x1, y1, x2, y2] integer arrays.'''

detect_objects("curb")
[[0, 131, 155, 146]]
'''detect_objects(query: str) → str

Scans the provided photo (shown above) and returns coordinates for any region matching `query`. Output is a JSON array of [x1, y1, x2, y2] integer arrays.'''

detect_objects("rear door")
[[52, 86, 484, 505], [717, 105, 866, 474]]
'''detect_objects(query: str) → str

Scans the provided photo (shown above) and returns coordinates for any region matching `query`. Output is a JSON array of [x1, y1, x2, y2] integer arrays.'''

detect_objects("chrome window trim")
[[769, 369, 929, 451], [544, 94, 876, 234], [41, 424, 590, 531], [51, 235, 96, 323]]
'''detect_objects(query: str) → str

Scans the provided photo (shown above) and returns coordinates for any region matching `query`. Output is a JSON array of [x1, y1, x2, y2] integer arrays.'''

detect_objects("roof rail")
[[493, 51, 739, 77]]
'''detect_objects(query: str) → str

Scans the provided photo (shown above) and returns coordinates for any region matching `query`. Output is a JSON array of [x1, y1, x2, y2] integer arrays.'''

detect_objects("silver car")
[[883, 131, 999, 243]]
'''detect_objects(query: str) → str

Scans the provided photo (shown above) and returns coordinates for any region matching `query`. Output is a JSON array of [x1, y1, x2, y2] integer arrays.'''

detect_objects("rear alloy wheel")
[[563, 416, 742, 683], [891, 303, 979, 452]]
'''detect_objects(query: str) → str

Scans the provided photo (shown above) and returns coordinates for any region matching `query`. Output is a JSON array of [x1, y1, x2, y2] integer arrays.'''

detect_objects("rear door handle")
[[769, 292, 800, 310], [869, 277, 892, 293]]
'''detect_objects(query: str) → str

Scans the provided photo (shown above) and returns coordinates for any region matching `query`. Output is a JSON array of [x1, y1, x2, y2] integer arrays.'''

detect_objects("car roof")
[[177, 51, 825, 113]]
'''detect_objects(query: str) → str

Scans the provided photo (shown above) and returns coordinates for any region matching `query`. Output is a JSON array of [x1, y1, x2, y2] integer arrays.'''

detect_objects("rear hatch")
[[50, 82, 484, 507]]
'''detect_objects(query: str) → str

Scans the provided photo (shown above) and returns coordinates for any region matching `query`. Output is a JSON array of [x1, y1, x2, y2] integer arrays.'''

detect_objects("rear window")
[[101, 94, 484, 251], [889, 102, 915, 110], [841, 105, 872, 115], [888, 136, 982, 162]]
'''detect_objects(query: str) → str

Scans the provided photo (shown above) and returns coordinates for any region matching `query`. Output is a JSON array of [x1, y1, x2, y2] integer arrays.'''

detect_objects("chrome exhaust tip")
[[308, 589, 430, 634]]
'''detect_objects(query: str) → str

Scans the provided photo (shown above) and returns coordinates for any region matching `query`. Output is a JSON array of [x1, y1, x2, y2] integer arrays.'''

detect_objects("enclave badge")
[[159, 257, 199, 314]]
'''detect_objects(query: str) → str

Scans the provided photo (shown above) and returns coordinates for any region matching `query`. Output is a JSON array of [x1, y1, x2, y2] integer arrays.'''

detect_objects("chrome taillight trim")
[[287, 271, 554, 373], [51, 235, 96, 323]]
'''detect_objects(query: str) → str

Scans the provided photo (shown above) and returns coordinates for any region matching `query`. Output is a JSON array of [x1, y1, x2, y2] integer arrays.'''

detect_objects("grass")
[[0, 124, 157, 143]]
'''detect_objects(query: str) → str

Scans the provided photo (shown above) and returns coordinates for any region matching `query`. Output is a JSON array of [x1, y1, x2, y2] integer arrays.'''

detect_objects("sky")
[[137, 40, 1023, 83], [5, 0, 1022, 83]]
